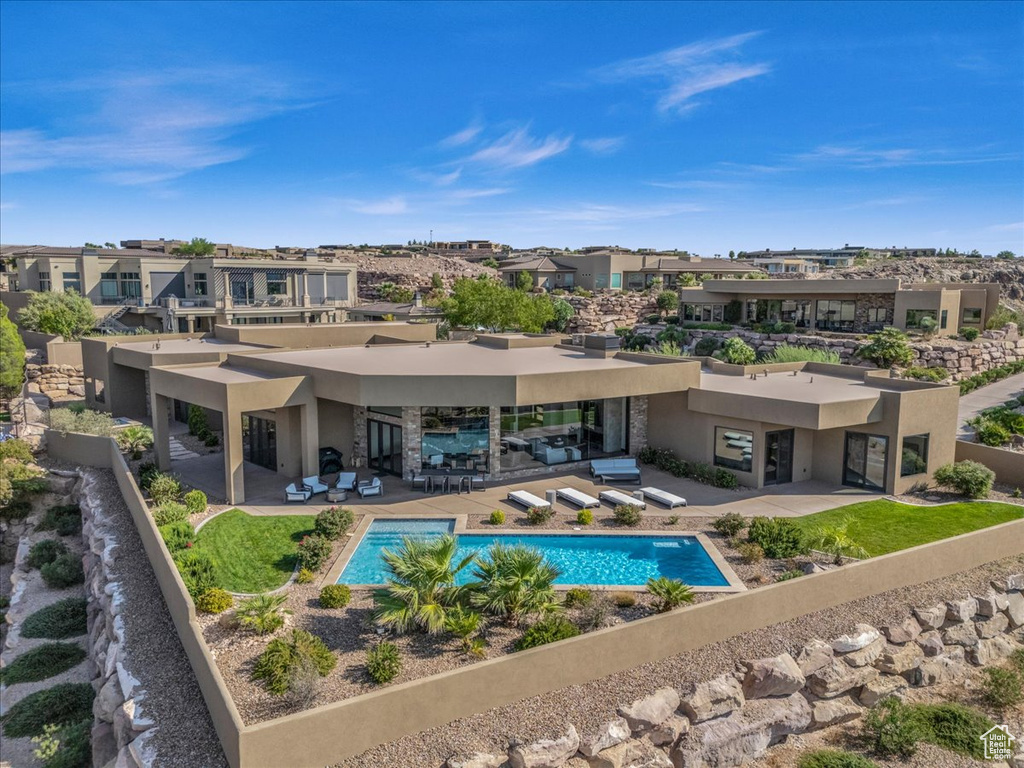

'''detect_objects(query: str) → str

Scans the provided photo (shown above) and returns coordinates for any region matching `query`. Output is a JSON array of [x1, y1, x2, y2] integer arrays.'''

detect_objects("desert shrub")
[[152, 501, 188, 526], [252, 629, 337, 695], [959, 327, 980, 341], [183, 489, 207, 515], [667, 515, 680, 525], [564, 587, 593, 609], [37, 504, 82, 536], [613, 504, 642, 526], [913, 702, 993, 758], [28, 539, 69, 569], [137, 462, 159, 491], [646, 576, 695, 613], [576, 508, 593, 525], [959, 360, 1024, 394], [611, 591, 636, 607], [48, 407, 114, 437], [904, 366, 949, 382], [297, 534, 333, 571], [714, 468, 739, 489], [0, 438, 33, 462], [856, 328, 914, 368], [797, 750, 878, 768], [236, 593, 289, 634], [148, 473, 181, 505], [195, 588, 233, 614], [736, 541, 764, 564], [115, 424, 153, 459], [187, 404, 210, 439], [2, 495, 33, 521], [41, 553, 84, 589], [933, 461, 995, 499], [0, 682, 94, 737], [172, 549, 218, 598], [319, 584, 351, 609], [296, 568, 316, 584], [514, 615, 580, 651], [21, 598, 88, 639], [776, 569, 804, 582], [366, 641, 402, 684], [575, 594, 613, 631], [488, 509, 505, 525], [763, 345, 841, 364], [694, 336, 721, 356], [314, 507, 353, 540], [712, 512, 746, 537], [204, 433, 220, 447], [526, 505, 553, 525], [0, 642, 86, 685], [444, 605, 485, 655], [982, 667, 1023, 708], [36, 717, 91, 768], [863, 697, 924, 758], [158, 521, 195, 552], [720, 337, 756, 365], [747, 516, 805, 559]]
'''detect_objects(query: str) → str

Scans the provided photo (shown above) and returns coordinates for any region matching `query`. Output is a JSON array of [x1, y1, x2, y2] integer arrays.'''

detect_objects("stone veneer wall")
[[24, 363, 86, 400], [567, 292, 660, 334]]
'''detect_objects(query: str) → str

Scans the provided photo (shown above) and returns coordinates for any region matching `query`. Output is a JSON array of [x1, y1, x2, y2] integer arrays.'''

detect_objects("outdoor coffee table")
[[326, 488, 348, 503]]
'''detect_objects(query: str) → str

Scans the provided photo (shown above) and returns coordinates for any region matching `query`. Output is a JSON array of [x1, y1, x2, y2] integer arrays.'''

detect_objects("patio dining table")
[[421, 468, 482, 494]]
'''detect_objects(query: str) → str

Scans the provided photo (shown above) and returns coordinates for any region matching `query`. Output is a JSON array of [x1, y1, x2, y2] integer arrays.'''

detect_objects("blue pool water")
[[337, 519, 730, 587]]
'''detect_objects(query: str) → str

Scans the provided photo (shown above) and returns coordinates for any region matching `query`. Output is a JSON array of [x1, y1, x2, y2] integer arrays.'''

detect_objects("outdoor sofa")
[[589, 458, 642, 483]]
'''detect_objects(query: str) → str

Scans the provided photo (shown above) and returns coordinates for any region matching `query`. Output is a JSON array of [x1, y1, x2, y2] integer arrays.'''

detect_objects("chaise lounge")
[[590, 458, 642, 483], [556, 487, 601, 509], [507, 490, 550, 510], [599, 489, 646, 509], [640, 486, 687, 508]]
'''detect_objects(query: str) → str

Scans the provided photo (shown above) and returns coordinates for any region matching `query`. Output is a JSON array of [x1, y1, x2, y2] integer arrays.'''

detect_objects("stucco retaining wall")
[[956, 440, 1024, 487]]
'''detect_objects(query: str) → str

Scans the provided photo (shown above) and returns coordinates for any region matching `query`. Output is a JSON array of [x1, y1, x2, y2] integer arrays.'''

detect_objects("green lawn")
[[791, 499, 1022, 557], [194, 508, 315, 593]]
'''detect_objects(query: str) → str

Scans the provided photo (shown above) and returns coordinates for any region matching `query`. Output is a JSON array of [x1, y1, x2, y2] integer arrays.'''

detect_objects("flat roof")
[[161, 364, 282, 384], [113, 338, 262, 354], [698, 369, 896, 404]]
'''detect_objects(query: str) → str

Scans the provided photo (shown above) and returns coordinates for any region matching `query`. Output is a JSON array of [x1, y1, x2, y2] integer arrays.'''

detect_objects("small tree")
[[996, 250, 1017, 260], [656, 290, 679, 316], [430, 272, 444, 290], [804, 520, 868, 564], [721, 337, 756, 365], [515, 270, 534, 292], [173, 238, 217, 258], [549, 298, 574, 332], [0, 302, 26, 396], [18, 290, 95, 340], [856, 328, 914, 368]]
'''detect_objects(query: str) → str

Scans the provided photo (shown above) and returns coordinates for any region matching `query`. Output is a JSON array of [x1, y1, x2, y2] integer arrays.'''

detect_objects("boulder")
[[795, 639, 834, 676], [945, 597, 979, 624], [679, 675, 744, 724], [811, 697, 863, 729], [977, 593, 1009, 617], [967, 635, 1019, 666], [648, 715, 690, 748], [1004, 592, 1024, 628], [917, 631, 944, 657], [447, 754, 504, 768], [740, 653, 805, 699], [508, 725, 580, 768], [671, 693, 811, 768], [913, 604, 947, 630], [579, 718, 631, 758], [832, 624, 881, 653], [618, 688, 681, 733], [914, 654, 968, 686], [805, 658, 879, 698], [975, 613, 1010, 639], [881, 617, 921, 645], [1007, 574, 1024, 591], [858, 675, 908, 707], [94, 675, 125, 723], [842, 637, 886, 667], [92, 722, 118, 768], [587, 739, 673, 768], [874, 643, 924, 676], [942, 622, 980, 648]]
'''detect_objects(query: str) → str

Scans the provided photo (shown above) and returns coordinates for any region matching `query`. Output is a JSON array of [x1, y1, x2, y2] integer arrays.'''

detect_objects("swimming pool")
[[336, 519, 732, 587]]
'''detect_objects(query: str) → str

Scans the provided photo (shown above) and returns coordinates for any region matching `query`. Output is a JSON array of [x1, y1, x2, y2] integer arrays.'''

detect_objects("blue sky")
[[1, 1, 1022, 254]]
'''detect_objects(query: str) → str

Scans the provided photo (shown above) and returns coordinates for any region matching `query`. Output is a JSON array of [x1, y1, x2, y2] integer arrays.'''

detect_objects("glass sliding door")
[[244, 415, 277, 471], [842, 432, 888, 491], [764, 429, 794, 485], [368, 419, 403, 476]]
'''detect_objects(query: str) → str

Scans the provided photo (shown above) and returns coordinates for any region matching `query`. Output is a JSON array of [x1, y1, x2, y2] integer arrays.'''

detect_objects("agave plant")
[[645, 577, 695, 613], [372, 534, 477, 634], [804, 520, 869, 564], [236, 593, 289, 635], [470, 543, 561, 626]]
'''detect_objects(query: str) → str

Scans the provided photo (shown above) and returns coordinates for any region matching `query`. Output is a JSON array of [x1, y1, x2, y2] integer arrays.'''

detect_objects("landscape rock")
[[447, 753, 505, 768], [811, 697, 863, 729], [858, 675, 908, 707], [795, 639, 834, 676], [942, 622, 980, 648], [740, 653, 805, 699], [967, 635, 1019, 666], [94, 674, 125, 723], [914, 654, 968, 686], [587, 739, 673, 768], [618, 688, 681, 733], [841, 636, 886, 667], [92, 721, 118, 768], [579, 718, 631, 758], [873, 643, 924, 675], [831, 624, 881, 653], [913, 604, 947, 630], [1007, 574, 1024, 591], [679, 675, 744, 724], [805, 658, 879, 698], [975, 613, 1010, 639], [881, 617, 921, 644], [509, 725, 580, 768], [977, 593, 1010, 617], [1004, 591, 1024, 628], [945, 597, 979, 624], [648, 715, 690, 748], [917, 631, 944, 657]]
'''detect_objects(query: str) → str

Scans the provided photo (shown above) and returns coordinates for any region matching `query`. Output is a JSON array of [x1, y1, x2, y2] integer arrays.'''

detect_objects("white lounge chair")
[[284, 483, 311, 503], [599, 489, 646, 509], [357, 477, 383, 498], [640, 486, 687, 508], [303, 475, 329, 496], [556, 487, 600, 509], [507, 490, 550, 510], [334, 472, 358, 491]]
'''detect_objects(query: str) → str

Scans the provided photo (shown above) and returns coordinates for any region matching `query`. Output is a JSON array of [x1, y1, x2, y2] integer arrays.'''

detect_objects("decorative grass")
[[193, 508, 315, 593]]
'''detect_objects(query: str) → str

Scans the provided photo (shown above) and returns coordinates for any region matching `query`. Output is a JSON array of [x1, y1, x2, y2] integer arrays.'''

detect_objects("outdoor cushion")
[[335, 472, 358, 490], [303, 475, 329, 495], [357, 477, 383, 498], [556, 487, 601, 508], [285, 483, 311, 502], [599, 489, 646, 509], [640, 486, 687, 508], [507, 490, 550, 510]]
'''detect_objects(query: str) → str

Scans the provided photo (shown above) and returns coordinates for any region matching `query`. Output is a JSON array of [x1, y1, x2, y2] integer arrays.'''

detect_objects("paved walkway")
[[957, 372, 1024, 437], [168, 436, 200, 461]]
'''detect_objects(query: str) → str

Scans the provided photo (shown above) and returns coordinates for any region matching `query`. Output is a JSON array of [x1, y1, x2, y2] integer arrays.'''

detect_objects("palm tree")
[[236, 593, 289, 635], [373, 534, 477, 634], [645, 577, 695, 613], [116, 425, 154, 460], [470, 543, 561, 626], [804, 520, 869, 564]]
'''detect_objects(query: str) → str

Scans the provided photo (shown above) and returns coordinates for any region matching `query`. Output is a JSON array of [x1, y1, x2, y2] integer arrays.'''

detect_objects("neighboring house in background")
[[758, 257, 819, 275], [741, 245, 941, 268], [347, 295, 444, 323], [9, 246, 357, 333], [678, 278, 999, 335]]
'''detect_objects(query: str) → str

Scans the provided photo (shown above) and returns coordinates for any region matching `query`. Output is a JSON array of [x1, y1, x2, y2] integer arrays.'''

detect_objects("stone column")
[[628, 395, 648, 456], [352, 406, 368, 467], [151, 393, 172, 471], [488, 405, 502, 480], [402, 406, 422, 480]]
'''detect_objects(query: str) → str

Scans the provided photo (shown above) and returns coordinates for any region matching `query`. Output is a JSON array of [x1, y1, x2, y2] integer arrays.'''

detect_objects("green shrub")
[[1013, 647, 1024, 674], [667, 515, 679, 525], [195, 587, 233, 614], [694, 336, 721, 356], [646, 576, 695, 613], [0, 642, 87, 685], [444, 605, 483, 654], [797, 750, 878, 768], [314, 507, 354, 540], [138, 462, 159, 491], [564, 587, 593, 609], [36, 504, 81, 536], [237, 593, 288, 634], [981, 666, 1022, 708], [152, 501, 188, 526], [48, 407, 114, 437], [736, 541, 764, 564], [613, 504, 642, 526], [763, 345, 841, 364], [933, 461, 995, 499], [856, 328, 914, 368], [116, 424, 153, 460], [0, 438, 33, 462], [297, 533, 333, 571], [158, 521, 195, 552], [0, 682, 94, 737], [41, 553, 84, 589], [576, 508, 593, 525], [712, 512, 746, 537], [637, 445, 738, 488], [183, 489, 207, 515], [959, 327, 980, 341], [148, 473, 182, 505], [252, 629, 337, 695], [526, 505, 553, 525], [904, 366, 949, 382], [21, 598, 88, 639], [33, 717, 91, 768], [2, 496, 33, 521], [296, 567, 316, 584], [172, 549, 218, 597], [514, 615, 580, 651], [776, 569, 804, 582], [747, 516, 805, 558], [958, 360, 1024, 394], [863, 697, 924, 758], [488, 509, 505, 525], [187, 403, 210, 439], [366, 641, 402, 684], [28, 539, 69, 569], [319, 584, 351, 608], [913, 702, 993, 758], [721, 337, 756, 365], [611, 591, 636, 607]]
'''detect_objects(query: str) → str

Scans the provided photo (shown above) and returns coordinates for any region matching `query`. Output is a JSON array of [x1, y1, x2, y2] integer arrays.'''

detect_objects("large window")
[[905, 309, 937, 329], [193, 272, 208, 296], [683, 303, 725, 323], [900, 434, 929, 477], [866, 307, 888, 325], [421, 407, 490, 472], [595, 273, 609, 289], [753, 299, 811, 328], [38, 271, 51, 291], [100, 272, 119, 302], [120, 272, 142, 299], [500, 398, 628, 471], [714, 427, 753, 473], [626, 272, 645, 290], [843, 432, 888, 490], [266, 270, 287, 295], [962, 307, 983, 325], [610, 273, 622, 289], [816, 300, 856, 332], [62, 272, 82, 293]]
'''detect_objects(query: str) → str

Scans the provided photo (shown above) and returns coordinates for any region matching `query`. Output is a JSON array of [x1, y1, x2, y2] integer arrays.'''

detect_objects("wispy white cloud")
[[843, 196, 925, 209], [496, 202, 705, 229], [444, 187, 511, 200], [580, 136, 625, 155], [592, 33, 770, 114], [439, 121, 484, 148], [792, 144, 1017, 169], [0, 201, 17, 211], [986, 221, 1024, 232], [645, 179, 744, 190], [348, 196, 409, 215], [465, 126, 572, 169]]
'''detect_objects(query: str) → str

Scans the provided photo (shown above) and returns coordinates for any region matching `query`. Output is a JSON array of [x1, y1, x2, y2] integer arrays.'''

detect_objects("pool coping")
[[322, 514, 746, 593]]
